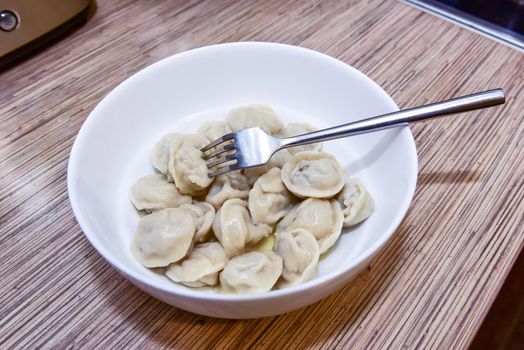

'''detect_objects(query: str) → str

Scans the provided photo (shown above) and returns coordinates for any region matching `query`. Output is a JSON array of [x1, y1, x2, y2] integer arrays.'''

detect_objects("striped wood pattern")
[[1, 0, 523, 348]]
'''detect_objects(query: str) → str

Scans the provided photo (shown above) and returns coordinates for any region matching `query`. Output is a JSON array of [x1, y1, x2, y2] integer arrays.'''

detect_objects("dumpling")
[[180, 202, 215, 242], [165, 242, 228, 287], [243, 149, 293, 186], [212, 198, 272, 257], [151, 133, 180, 177], [273, 229, 319, 288], [131, 208, 195, 268], [279, 122, 316, 137], [281, 151, 346, 198], [198, 120, 232, 142], [248, 168, 294, 225], [205, 171, 250, 209], [278, 122, 322, 154], [228, 104, 284, 135], [129, 174, 192, 212], [276, 198, 344, 254], [167, 133, 213, 195], [219, 251, 283, 293], [337, 178, 374, 227]]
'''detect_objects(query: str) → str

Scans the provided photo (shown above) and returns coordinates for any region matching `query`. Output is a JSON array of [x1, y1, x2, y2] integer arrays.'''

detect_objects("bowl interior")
[[68, 43, 417, 299]]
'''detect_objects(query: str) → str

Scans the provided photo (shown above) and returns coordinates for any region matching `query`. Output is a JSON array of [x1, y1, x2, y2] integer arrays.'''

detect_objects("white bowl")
[[68, 42, 417, 319]]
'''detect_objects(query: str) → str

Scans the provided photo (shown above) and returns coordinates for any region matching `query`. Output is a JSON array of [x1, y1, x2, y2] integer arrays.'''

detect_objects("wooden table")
[[1, 0, 523, 348]]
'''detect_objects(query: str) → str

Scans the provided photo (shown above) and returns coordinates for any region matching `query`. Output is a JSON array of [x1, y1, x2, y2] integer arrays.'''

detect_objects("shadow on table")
[[86, 218, 411, 349]]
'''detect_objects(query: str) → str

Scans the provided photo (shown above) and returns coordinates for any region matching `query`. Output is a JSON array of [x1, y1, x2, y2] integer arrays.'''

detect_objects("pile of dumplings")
[[130, 105, 374, 294]]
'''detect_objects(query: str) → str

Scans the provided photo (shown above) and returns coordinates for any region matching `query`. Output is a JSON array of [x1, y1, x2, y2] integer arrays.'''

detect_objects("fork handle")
[[281, 89, 505, 149]]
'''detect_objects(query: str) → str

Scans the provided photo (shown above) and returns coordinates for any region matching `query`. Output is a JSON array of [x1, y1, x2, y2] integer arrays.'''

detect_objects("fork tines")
[[201, 133, 240, 177]]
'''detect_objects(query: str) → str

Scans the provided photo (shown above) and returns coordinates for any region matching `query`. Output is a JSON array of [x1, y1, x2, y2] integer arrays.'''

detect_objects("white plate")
[[68, 42, 418, 319]]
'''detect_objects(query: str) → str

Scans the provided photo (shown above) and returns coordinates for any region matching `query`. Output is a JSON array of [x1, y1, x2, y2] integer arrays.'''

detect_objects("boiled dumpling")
[[132, 105, 378, 293], [198, 120, 232, 142], [151, 133, 180, 177], [337, 178, 374, 227], [273, 229, 319, 288], [180, 202, 215, 242], [228, 104, 284, 135], [131, 208, 195, 268], [212, 198, 272, 257], [129, 174, 191, 212], [205, 171, 250, 209], [243, 149, 293, 186], [248, 168, 294, 225], [281, 151, 346, 198], [167, 133, 213, 195], [220, 251, 283, 293], [278, 122, 322, 154], [165, 242, 228, 287], [276, 198, 344, 254]]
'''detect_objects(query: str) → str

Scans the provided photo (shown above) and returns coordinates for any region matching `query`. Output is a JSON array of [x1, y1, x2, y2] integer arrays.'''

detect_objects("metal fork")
[[202, 89, 505, 177]]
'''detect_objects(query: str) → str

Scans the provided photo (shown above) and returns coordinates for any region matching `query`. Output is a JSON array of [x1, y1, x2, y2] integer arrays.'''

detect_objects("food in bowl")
[[129, 104, 374, 293], [68, 42, 418, 318]]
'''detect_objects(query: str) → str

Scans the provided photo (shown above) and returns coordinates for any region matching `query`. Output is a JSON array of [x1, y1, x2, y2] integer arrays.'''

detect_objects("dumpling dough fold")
[[130, 174, 191, 212], [198, 120, 232, 142], [273, 229, 319, 288], [212, 198, 272, 257], [277, 122, 322, 154], [337, 178, 374, 227], [277, 198, 344, 254], [205, 171, 250, 209], [132, 208, 196, 268], [227, 104, 284, 135], [180, 202, 215, 242], [165, 242, 228, 287], [220, 251, 283, 293], [248, 168, 294, 225], [281, 151, 346, 198]]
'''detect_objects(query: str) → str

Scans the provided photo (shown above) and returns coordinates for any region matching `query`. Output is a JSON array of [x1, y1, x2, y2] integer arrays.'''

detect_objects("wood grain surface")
[[1, 0, 523, 348]]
